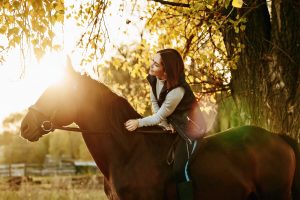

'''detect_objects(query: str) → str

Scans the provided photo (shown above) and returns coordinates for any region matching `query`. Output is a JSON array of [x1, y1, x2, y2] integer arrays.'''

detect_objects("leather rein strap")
[[38, 114, 172, 135], [40, 120, 108, 134], [41, 120, 172, 134], [29, 105, 172, 135]]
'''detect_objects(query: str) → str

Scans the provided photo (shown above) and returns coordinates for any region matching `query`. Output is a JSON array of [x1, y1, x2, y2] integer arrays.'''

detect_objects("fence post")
[[24, 163, 27, 176], [9, 164, 11, 177]]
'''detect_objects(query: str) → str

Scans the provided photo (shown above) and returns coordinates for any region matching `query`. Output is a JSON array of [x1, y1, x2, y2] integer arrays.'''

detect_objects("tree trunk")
[[270, 0, 300, 139], [222, 0, 300, 140]]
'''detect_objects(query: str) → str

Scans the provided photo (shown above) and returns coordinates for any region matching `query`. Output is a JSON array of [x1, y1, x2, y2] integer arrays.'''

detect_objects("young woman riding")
[[125, 48, 206, 199]]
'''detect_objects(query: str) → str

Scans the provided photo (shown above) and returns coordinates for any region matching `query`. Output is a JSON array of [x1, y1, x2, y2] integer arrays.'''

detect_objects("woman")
[[125, 48, 206, 141], [125, 48, 206, 199]]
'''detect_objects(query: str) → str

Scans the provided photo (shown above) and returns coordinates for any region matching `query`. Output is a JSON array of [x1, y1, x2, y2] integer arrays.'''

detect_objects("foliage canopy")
[[1, 0, 299, 139]]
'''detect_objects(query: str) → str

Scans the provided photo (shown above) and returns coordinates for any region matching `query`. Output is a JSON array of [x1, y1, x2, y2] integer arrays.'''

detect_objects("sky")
[[0, 52, 64, 123], [0, 1, 146, 130]]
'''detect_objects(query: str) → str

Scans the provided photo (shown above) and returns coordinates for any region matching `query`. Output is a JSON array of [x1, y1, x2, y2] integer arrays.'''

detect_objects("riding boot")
[[173, 139, 194, 200]]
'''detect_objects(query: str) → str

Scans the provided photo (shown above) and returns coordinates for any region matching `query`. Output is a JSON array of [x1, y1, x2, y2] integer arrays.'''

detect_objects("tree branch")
[[150, 0, 190, 8]]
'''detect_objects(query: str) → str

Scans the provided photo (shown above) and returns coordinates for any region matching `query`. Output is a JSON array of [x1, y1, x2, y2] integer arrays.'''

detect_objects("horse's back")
[[190, 125, 296, 199]]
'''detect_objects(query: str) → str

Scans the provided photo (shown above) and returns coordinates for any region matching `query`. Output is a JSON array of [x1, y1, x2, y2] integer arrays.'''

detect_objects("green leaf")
[[240, 25, 246, 31], [224, 0, 231, 8], [234, 26, 239, 33], [232, 0, 243, 8]]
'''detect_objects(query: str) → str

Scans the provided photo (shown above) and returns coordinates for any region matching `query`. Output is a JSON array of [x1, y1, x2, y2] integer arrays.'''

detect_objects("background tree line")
[[0, 112, 92, 164]]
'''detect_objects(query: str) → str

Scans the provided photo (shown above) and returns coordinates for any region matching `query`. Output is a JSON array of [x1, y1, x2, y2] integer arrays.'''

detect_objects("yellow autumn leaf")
[[42, 38, 51, 49], [56, 13, 64, 23], [53, 44, 61, 51], [0, 25, 7, 34], [14, 36, 21, 44], [31, 39, 39, 45], [55, 3, 64, 12], [12, 1, 20, 9], [36, 25, 46, 33], [232, 0, 243, 8], [7, 27, 19, 38]]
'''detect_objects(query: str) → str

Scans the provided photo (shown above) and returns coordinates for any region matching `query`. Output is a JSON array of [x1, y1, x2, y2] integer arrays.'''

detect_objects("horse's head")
[[21, 57, 85, 141]]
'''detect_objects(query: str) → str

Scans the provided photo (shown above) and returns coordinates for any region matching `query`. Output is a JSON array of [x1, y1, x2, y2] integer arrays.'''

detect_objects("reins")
[[41, 119, 173, 135], [40, 120, 110, 134], [30, 104, 173, 135]]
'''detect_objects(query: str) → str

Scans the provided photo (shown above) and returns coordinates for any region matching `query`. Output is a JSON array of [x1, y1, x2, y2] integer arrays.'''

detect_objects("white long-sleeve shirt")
[[138, 78, 185, 128]]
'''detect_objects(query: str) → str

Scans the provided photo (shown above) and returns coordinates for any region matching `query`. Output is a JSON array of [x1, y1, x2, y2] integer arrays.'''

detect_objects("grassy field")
[[0, 175, 107, 200]]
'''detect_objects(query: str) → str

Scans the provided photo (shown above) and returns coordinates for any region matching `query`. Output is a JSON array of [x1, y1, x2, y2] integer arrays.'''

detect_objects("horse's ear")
[[65, 55, 77, 76], [65, 55, 84, 82]]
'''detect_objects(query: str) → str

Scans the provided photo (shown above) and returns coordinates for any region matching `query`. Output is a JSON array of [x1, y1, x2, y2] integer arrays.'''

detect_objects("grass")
[[0, 175, 107, 200]]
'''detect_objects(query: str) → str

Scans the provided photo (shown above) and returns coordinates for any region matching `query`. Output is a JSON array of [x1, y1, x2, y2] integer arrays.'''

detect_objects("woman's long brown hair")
[[157, 48, 184, 89]]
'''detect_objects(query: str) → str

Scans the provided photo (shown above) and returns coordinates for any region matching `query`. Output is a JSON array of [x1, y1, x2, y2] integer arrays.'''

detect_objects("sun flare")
[[0, 52, 68, 125], [28, 52, 66, 88]]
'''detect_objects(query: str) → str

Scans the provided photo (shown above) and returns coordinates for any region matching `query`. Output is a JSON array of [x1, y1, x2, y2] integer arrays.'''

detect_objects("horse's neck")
[[74, 90, 139, 175], [76, 90, 175, 179]]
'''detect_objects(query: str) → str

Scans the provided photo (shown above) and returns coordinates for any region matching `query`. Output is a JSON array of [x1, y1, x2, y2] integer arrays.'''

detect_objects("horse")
[[20, 60, 300, 200]]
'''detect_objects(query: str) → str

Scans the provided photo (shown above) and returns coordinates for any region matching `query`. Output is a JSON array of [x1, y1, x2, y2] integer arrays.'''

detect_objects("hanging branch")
[[150, 0, 190, 8]]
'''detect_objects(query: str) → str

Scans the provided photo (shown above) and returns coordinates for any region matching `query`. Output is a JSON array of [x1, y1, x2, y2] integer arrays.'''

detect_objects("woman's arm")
[[125, 87, 185, 131], [150, 87, 169, 128], [150, 88, 160, 113], [137, 87, 185, 127]]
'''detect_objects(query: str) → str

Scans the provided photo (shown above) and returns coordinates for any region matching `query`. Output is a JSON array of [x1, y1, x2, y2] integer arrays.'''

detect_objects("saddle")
[[166, 135, 200, 168]]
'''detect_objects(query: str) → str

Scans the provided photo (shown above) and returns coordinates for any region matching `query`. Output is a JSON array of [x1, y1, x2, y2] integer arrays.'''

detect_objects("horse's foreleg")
[[104, 178, 119, 200]]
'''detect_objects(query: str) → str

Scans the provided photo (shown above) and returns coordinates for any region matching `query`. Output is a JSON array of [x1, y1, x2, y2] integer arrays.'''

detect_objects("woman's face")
[[149, 53, 166, 80]]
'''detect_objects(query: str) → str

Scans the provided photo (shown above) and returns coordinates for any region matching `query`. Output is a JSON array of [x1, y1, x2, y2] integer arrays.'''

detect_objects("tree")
[[101, 41, 152, 115], [0, 0, 64, 64], [214, 0, 300, 139], [142, 0, 300, 140]]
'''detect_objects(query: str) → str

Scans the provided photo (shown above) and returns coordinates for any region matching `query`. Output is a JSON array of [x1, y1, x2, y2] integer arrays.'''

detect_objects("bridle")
[[28, 105, 172, 135], [29, 105, 110, 134]]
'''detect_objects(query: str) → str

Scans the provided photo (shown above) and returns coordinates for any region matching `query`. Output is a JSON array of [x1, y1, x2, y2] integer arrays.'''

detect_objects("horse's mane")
[[82, 74, 141, 126], [81, 74, 176, 132], [77, 74, 178, 165]]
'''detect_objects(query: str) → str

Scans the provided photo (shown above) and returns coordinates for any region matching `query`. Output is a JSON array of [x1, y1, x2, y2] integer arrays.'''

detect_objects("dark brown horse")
[[20, 61, 300, 200]]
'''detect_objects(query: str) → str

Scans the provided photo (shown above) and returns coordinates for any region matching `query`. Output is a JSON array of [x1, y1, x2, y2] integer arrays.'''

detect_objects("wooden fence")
[[0, 163, 79, 177]]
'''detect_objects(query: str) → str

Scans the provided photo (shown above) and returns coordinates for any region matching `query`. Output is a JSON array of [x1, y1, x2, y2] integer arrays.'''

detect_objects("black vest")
[[147, 74, 204, 142]]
